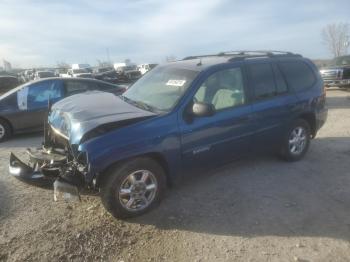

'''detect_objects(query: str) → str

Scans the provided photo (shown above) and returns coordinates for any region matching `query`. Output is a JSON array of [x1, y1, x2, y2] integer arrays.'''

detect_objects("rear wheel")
[[280, 119, 311, 161], [0, 119, 11, 143], [100, 157, 166, 219]]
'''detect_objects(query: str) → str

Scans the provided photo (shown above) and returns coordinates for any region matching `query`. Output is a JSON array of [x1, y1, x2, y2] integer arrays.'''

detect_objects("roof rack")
[[182, 50, 302, 61]]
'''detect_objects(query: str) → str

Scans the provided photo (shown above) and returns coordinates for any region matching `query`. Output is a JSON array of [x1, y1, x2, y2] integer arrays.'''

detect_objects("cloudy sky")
[[0, 0, 349, 68]]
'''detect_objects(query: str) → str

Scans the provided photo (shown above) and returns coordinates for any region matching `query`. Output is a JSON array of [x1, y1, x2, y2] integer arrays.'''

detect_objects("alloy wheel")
[[118, 170, 158, 212], [0, 124, 5, 139], [288, 126, 307, 155]]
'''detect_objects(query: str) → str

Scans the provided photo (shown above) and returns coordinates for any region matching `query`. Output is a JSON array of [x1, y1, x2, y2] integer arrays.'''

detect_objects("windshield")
[[330, 56, 350, 66], [122, 65, 199, 112]]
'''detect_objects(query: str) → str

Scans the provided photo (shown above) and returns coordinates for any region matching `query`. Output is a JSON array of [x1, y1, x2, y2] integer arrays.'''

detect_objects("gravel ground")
[[0, 89, 350, 262]]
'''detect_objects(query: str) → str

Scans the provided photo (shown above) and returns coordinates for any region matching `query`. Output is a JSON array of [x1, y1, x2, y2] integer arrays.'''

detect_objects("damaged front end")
[[9, 123, 87, 202]]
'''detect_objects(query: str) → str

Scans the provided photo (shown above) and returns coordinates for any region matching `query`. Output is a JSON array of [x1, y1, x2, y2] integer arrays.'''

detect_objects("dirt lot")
[[0, 89, 350, 262]]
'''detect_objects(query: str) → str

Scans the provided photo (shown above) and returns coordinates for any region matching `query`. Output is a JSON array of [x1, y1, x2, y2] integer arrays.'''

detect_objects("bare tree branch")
[[322, 22, 349, 58]]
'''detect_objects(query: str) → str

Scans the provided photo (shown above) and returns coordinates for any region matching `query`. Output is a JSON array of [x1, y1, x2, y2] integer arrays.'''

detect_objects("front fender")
[[79, 114, 182, 183]]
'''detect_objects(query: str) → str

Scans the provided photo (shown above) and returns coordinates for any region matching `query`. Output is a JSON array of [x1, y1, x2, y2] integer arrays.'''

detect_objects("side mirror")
[[192, 102, 215, 117]]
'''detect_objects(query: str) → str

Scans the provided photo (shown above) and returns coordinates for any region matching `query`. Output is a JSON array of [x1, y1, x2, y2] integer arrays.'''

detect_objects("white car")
[[62, 68, 93, 78], [138, 63, 158, 75]]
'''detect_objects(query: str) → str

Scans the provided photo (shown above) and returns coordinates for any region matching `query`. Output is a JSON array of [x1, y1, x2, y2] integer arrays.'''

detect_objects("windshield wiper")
[[134, 100, 159, 112], [120, 95, 158, 113]]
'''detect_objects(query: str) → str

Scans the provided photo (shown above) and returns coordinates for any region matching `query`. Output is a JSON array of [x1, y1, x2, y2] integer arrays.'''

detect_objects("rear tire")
[[280, 119, 311, 161], [100, 157, 166, 219], [0, 119, 11, 143]]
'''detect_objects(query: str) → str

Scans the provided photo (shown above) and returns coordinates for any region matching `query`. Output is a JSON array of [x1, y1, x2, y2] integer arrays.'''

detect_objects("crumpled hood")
[[49, 91, 156, 144]]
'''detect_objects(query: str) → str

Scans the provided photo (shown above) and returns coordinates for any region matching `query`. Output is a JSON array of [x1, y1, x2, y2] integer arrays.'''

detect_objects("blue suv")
[[9, 51, 327, 218]]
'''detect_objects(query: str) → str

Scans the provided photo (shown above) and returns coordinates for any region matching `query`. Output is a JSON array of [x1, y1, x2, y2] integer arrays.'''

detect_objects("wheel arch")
[[96, 152, 171, 188], [0, 115, 13, 135], [297, 112, 316, 138]]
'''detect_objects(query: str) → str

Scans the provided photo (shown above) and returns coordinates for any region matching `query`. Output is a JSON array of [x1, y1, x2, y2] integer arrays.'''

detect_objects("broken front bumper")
[[9, 152, 55, 187], [9, 148, 84, 201]]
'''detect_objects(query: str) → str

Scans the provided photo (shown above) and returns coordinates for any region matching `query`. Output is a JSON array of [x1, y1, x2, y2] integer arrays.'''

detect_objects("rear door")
[[246, 60, 298, 151]]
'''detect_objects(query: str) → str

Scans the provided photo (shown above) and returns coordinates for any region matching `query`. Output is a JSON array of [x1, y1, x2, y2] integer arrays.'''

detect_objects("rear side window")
[[65, 81, 90, 95], [248, 63, 276, 99], [278, 61, 316, 92]]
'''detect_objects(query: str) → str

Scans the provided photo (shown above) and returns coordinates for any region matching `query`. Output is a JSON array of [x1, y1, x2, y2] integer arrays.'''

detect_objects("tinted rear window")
[[279, 61, 316, 92], [248, 63, 276, 99]]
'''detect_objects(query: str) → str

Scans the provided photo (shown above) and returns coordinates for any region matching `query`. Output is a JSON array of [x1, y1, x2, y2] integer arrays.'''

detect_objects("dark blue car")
[[0, 77, 126, 142], [10, 51, 327, 219]]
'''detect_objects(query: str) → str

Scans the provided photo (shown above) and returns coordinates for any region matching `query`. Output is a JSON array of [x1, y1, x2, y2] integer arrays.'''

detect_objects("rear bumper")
[[316, 108, 328, 132]]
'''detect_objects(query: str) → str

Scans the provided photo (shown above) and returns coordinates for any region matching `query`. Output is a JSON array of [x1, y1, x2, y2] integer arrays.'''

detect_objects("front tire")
[[280, 119, 311, 161], [0, 119, 11, 143], [100, 157, 166, 219]]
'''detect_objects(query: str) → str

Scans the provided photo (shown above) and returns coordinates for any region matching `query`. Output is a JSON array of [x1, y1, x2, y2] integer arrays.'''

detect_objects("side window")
[[194, 67, 245, 110], [248, 63, 276, 100], [65, 81, 90, 96], [27, 81, 63, 109], [272, 63, 288, 94], [278, 61, 316, 92]]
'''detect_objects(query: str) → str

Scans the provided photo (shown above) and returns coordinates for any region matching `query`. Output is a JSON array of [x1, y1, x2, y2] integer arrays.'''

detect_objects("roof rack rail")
[[218, 50, 296, 56], [182, 54, 220, 60], [183, 50, 302, 61]]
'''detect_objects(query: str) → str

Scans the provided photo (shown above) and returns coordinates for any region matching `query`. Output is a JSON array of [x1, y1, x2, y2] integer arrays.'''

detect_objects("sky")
[[0, 0, 349, 68]]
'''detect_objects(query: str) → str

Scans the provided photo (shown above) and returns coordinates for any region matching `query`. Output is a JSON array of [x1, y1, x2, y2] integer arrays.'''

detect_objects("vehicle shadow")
[[130, 136, 350, 241]]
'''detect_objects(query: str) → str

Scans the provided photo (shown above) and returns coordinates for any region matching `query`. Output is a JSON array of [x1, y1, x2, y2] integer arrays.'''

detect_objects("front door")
[[179, 66, 255, 171]]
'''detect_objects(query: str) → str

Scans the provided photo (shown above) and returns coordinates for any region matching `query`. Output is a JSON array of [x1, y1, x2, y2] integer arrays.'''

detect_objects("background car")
[[0, 75, 19, 95], [0, 77, 126, 142], [93, 67, 120, 84], [114, 63, 141, 81], [64, 68, 93, 78], [320, 55, 350, 88], [138, 63, 158, 75], [34, 71, 55, 80]]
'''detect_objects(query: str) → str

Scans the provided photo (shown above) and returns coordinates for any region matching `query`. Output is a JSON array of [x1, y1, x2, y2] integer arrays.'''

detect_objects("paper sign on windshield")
[[166, 79, 186, 87]]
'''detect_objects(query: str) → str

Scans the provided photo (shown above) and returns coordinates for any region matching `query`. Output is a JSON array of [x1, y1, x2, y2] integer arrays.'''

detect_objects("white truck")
[[60, 64, 93, 78]]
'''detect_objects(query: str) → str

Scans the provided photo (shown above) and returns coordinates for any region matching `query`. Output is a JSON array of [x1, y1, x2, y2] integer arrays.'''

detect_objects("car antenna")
[[197, 58, 202, 66]]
